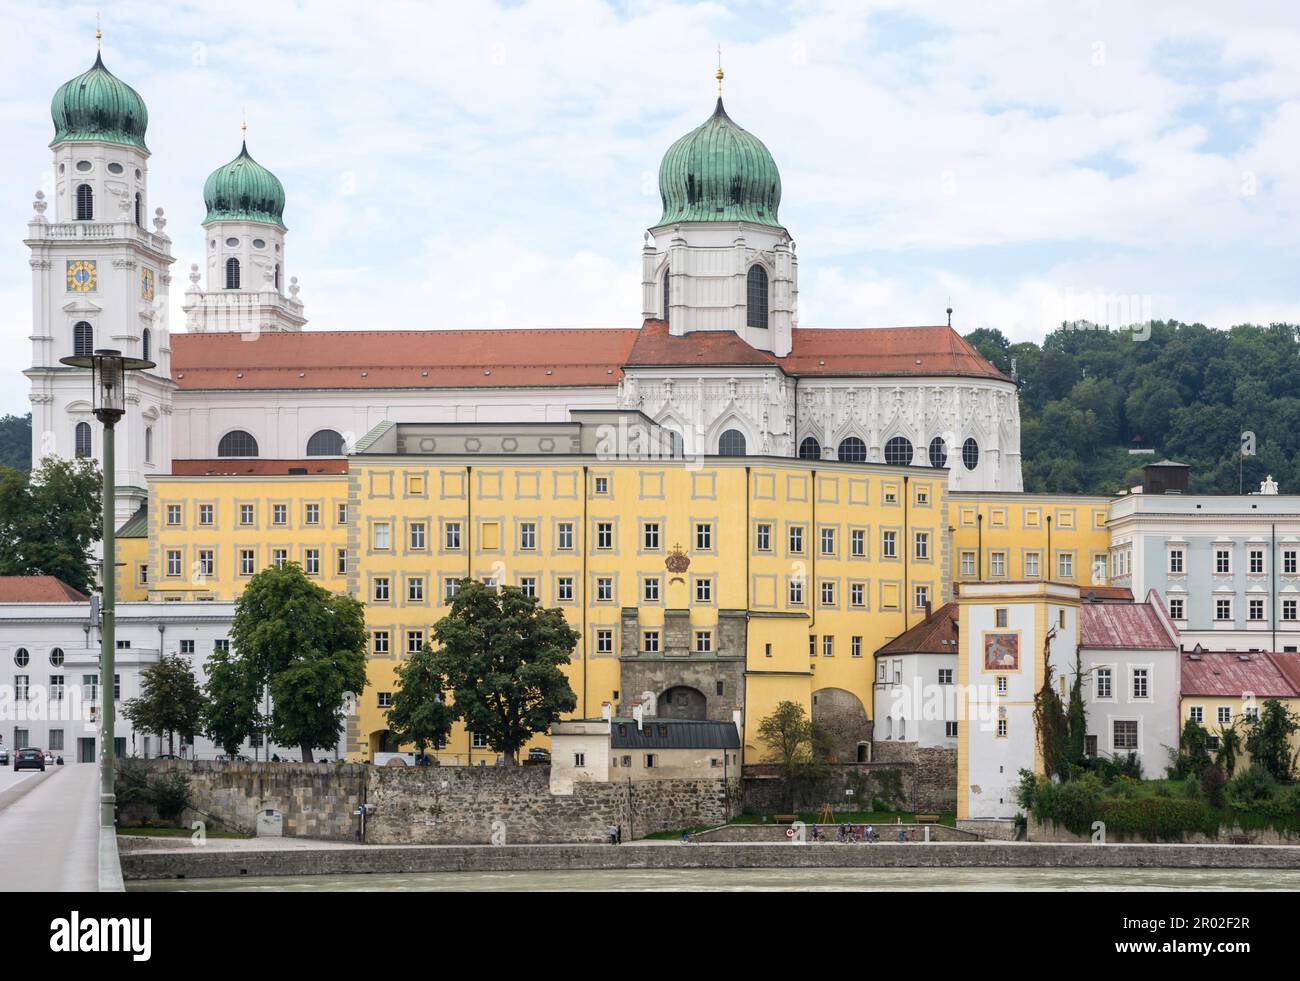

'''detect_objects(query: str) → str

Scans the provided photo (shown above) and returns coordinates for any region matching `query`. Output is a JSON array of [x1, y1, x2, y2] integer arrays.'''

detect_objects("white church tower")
[[182, 127, 305, 333], [640, 66, 797, 356], [24, 36, 175, 521]]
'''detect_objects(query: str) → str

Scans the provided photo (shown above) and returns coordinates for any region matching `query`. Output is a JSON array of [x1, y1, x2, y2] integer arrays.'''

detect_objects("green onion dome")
[[50, 52, 149, 150], [202, 142, 286, 228], [657, 98, 782, 227]]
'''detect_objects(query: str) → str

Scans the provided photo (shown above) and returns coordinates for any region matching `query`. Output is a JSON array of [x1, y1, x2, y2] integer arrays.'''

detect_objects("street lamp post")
[[59, 348, 154, 828]]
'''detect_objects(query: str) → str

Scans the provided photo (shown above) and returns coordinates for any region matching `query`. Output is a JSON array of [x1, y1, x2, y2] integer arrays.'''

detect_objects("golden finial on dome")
[[96, 11, 102, 49], [716, 45, 724, 97]]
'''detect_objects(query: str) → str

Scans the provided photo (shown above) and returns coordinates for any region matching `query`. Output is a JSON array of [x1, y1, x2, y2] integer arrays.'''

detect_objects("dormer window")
[[746, 265, 769, 328]]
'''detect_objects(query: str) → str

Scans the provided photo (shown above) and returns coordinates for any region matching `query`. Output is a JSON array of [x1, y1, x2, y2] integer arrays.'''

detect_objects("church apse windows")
[[218, 430, 259, 458], [306, 429, 346, 456], [929, 436, 948, 469], [838, 437, 867, 463], [718, 429, 746, 456], [798, 436, 821, 460], [963, 438, 980, 471], [885, 436, 913, 466]]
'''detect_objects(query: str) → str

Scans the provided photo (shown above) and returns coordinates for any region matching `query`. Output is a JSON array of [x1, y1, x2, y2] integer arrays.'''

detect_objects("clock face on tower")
[[141, 268, 155, 302], [66, 260, 97, 293]]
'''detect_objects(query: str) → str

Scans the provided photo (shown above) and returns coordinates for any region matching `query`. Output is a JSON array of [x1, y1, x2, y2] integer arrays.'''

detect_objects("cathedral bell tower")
[[640, 66, 797, 356], [182, 126, 305, 333], [24, 33, 175, 521]]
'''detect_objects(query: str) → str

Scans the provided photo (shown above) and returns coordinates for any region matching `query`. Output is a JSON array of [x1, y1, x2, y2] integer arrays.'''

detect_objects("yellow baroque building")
[[948, 492, 1111, 590], [347, 411, 947, 764]]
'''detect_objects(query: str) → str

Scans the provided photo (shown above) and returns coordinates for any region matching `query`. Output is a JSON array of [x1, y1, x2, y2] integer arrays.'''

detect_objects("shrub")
[[1227, 765, 1276, 806], [1098, 796, 1219, 842], [1015, 769, 1039, 811], [1199, 765, 1227, 809], [148, 771, 192, 823], [1038, 772, 1104, 835]]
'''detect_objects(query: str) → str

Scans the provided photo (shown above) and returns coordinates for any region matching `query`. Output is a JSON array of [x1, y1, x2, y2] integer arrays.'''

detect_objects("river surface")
[[128, 867, 1300, 892]]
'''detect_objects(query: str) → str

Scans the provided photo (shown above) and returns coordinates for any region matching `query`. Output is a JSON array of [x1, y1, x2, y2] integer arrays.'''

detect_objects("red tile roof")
[[1181, 651, 1300, 699], [0, 576, 89, 603], [171, 329, 640, 390], [171, 322, 1010, 391], [168, 459, 349, 476], [1080, 586, 1135, 603], [877, 602, 959, 655], [1080, 602, 1177, 649]]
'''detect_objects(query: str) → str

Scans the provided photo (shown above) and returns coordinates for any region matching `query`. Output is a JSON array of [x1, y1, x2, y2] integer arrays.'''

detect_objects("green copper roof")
[[203, 142, 286, 228], [657, 98, 781, 227], [50, 52, 149, 150]]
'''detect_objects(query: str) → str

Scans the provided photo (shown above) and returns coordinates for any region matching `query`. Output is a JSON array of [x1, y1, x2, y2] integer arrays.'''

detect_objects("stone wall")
[[811, 687, 871, 763], [742, 744, 957, 816], [1027, 816, 1300, 846], [120, 760, 738, 844], [868, 742, 957, 813]]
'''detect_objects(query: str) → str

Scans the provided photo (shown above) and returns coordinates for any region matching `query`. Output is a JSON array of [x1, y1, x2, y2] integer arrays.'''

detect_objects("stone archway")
[[657, 685, 708, 720], [812, 687, 871, 763]]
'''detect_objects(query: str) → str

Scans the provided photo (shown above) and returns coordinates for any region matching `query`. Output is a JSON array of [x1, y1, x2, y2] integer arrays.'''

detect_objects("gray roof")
[[609, 717, 740, 750]]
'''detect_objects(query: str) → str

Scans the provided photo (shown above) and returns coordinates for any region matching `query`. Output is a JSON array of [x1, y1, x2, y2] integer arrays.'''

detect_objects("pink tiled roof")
[[1080, 602, 1177, 649], [1180, 651, 1300, 699], [0, 576, 89, 603]]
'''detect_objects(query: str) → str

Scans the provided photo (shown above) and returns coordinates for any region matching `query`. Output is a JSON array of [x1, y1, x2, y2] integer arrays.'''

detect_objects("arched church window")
[[798, 436, 821, 460], [218, 430, 259, 458], [928, 436, 948, 469], [963, 438, 980, 471], [661, 268, 670, 324], [73, 322, 93, 358], [75, 184, 93, 221], [135, 192, 142, 228], [306, 429, 346, 456], [884, 436, 913, 466], [141, 328, 151, 362], [145, 426, 153, 463], [74, 422, 92, 458], [746, 265, 769, 328], [718, 429, 746, 456], [225, 258, 241, 290], [837, 437, 867, 463]]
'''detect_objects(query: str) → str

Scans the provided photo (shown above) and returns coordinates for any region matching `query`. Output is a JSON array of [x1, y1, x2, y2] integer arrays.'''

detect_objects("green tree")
[[432, 580, 577, 765], [0, 457, 101, 595], [756, 700, 829, 809], [0, 413, 31, 471], [1168, 717, 1214, 780], [1065, 652, 1087, 766], [386, 643, 455, 760], [1243, 699, 1300, 782], [122, 655, 204, 756], [1216, 722, 1242, 779], [201, 643, 261, 758], [226, 563, 367, 762]]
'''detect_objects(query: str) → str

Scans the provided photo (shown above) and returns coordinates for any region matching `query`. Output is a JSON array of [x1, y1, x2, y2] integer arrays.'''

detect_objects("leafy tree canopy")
[[387, 643, 455, 758], [0, 414, 31, 472], [0, 457, 101, 595], [122, 655, 204, 756]]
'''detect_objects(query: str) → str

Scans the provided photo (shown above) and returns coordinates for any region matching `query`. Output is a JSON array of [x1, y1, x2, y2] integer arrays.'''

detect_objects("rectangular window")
[[519, 522, 537, 550], [852, 636, 863, 658], [1285, 599, 1298, 622], [960, 551, 976, 577], [851, 528, 865, 557], [914, 584, 929, 610], [519, 576, 537, 598], [850, 582, 865, 607], [336, 548, 347, 575], [1096, 667, 1112, 699], [996, 718, 1008, 738], [337, 503, 348, 525], [695, 522, 712, 551], [789, 578, 804, 605], [1113, 720, 1138, 751], [643, 577, 660, 603], [1057, 553, 1074, 579], [444, 522, 462, 550], [822, 635, 834, 658], [49, 675, 64, 702], [407, 631, 424, 656], [882, 530, 896, 559], [273, 548, 288, 568], [939, 668, 953, 685], [1250, 598, 1265, 621], [373, 577, 390, 602], [695, 631, 713, 654], [409, 522, 426, 550], [596, 577, 613, 602], [373, 631, 389, 656], [444, 578, 460, 602], [198, 549, 214, 577], [1216, 598, 1232, 621], [596, 522, 614, 550], [789, 526, 804, 554], [304, 549, 320, 575], [1025, 551, 1041, 578], [408, 577, 424, 602], [643, 631, 660, 653], [914, 531, 929, 560], [166, 550, 182, 577], [1169, 549, 1184, 574], [239, 549, 255, 576], [1215, 548, 1231, 574], [756, 523, 772, 551], [198, 504, 214, 526], [558, 577, 574, 602], [82, 674, 99, 701], [643, 522, 660, 550], [644, 753, 656, 769], [14, 676, 28, 700], [304, 503, 320, 526], [1132, 668, 1149, 700], [695, 578, 712, 603], [997, 676, 1008, 695], [593, 476, 609, 496], [596, 629, 613, 655], [273, 503, 287, 526], [557, 522, 574, 550], [573, 752, 585, 768], [1169, 597, 1185, 620], [1250, 549, 1265, 574], [995, 608, 1008, 628], [1217, 706, 1232, 726], [990, 552, 1006, 577], [166, 504, 182, 526], [239, 504, 255, 526], [820, 527, 836, 555], [1287, 549, 1298, 575], [373, 523, 391, 550], [945, 721, 959, 738], [820, 580, 836, 606]]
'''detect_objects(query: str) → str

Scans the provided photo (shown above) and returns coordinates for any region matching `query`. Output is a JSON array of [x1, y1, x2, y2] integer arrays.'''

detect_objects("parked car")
[[13, 748, 45, 772], [0, 748, 8, 765]]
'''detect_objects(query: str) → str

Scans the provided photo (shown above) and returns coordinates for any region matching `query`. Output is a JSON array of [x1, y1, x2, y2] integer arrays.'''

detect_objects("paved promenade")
[[0, 764, 101, 891]]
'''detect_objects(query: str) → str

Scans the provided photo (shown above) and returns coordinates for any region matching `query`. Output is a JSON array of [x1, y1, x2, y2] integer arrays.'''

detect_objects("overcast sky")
[[3, 0, 1300, 416]]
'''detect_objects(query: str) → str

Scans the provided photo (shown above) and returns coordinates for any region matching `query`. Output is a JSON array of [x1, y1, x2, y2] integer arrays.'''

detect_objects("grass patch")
[[116, 825, 251, 839]]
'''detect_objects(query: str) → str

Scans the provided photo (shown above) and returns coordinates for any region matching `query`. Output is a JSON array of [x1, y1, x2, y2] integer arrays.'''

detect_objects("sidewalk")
[[0, 764, 101, 891]]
